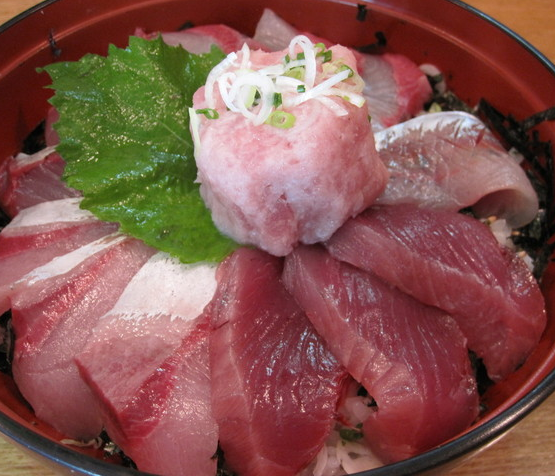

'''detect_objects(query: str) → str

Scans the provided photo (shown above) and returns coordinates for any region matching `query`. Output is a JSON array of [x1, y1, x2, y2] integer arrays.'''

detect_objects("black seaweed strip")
[[356, 31, 387, 54], [215, 445, 237, 476], [0, 312, 13, 376], [21, 120, 46, 155], [477, 99, 555, 279], [356, 4, 368, 22], [177, 21, 195, 31]]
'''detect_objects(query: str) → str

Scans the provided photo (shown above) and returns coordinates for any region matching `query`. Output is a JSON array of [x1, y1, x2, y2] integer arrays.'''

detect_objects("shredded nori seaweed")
[[469, 351, 494, 398], [427, 89, 474, 114], [0, 312, 13, 376], [21, 120, 46, 155], [477, 99, 555, 279], [356, 4, 368, 22], [215, 445, 237, 476], [356, 31, 387, 54]]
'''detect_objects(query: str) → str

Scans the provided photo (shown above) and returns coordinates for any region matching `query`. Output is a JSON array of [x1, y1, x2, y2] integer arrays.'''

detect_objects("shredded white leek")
[[200, 35, 366, 129], [188, 107, 202, 153], [205, 51, 238, 109]]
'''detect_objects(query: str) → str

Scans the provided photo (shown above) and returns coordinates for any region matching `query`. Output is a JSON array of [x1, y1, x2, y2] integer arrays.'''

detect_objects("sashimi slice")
[[0, 147, 80, 218], [326, 205, 547, 382], [209, 248, 347, 476], [135, 24, 264, 54], [374, 111, 539, 227], [0, 198, 119, 314], [359, 53, 432, 131], [10, 235, 155, 439], [253, 8, 432, 130], [253, 8, 334, 51], [76, 253, 218, 476], [282, 244, 479, 463], [252, 8, 299, 51]]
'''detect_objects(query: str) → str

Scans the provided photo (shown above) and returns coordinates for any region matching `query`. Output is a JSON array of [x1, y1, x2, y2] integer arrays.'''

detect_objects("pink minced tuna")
[[191, 38, 388, 256]]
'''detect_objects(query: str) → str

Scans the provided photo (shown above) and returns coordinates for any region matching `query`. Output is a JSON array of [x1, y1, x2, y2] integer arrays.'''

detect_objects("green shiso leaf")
[[41, 35, 238, 263]]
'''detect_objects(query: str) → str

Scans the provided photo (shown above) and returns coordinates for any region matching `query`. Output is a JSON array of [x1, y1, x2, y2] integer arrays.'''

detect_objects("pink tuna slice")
[[0, 147, 80, 218], [209, 247, 347, 476], [325, 205, 547, 382], [134, 24, 264, 54], [374, 111, 539, 227], [0, 198, 119, 314], [282, 244, 479, 464], [253, 8, 432, 131], [253, 8, 336, 52], [10, 234, 155, 439], [359, 53, 432, 131], [76, 253, 218, 476], [193, 44, 388, 256]]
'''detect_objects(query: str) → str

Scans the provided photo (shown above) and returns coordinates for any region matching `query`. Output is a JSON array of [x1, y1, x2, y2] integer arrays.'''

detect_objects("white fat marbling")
[[9, 198, 94, 228], [23, 233, 126, 286], [100, 252, 218, 323]]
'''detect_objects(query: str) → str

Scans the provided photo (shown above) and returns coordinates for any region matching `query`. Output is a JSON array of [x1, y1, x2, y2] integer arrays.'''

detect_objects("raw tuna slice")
[[253, 8, 335, 51], [0, 198, 119, 314], [10, 235, 155, 439], [209, 248, 347, 476], [135, 24, 264, 54], [76, 253, 218, 476], [252, 8, 299, 51], [326, 205, 547, 382], [253, 8, 432, 130], [359, 53, 432, 131], [0, 147, 80, 217], [282, 244, 479, 463], [374, 111, 539, 227]]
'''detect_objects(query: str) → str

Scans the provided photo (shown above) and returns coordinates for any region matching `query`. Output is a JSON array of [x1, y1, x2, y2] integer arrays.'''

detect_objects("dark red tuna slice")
[[76, 253, 219, 476], [326, 205, 546, 382], [10, 235, 155, 439], [209, 247, 347, 476], [282, 244, 479, 463]]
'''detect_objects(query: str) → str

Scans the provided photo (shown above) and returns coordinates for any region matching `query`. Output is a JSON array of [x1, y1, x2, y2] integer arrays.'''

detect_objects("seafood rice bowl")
[[0, 0, 555, 475]]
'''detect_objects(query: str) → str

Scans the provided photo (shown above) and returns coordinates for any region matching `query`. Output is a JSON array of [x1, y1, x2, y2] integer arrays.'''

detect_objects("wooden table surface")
[[1, 0, 555, 475]]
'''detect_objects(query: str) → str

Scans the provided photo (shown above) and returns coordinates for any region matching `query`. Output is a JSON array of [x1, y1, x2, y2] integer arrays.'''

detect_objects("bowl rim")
[[1, 0, 555, 475], [449, 0, 555, 76]]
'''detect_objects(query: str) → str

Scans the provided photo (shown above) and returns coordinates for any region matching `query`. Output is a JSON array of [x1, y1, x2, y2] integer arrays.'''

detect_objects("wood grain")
[[0, 0, 554, 475]]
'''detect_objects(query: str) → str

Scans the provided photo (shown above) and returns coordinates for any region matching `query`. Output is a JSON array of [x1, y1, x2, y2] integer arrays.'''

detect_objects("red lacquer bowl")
[[1, 0, 555, 475]]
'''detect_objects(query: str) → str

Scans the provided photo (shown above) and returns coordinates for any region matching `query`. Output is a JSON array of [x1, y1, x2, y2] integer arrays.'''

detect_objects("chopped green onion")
[[296, 52, 305, 60], [316, 49, 332, 63], [314, 42, 326, 52], [273, 92, 283, 108], [243, 86, 257, 108], [265, 111, 296, 128], [428, 102, 443, 113], [196, 108, 219, 119], [284, 54, 291, 64], [297, 84, 306, 93], [284, 67, 305, 81], [337, 64, 354, 77]]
